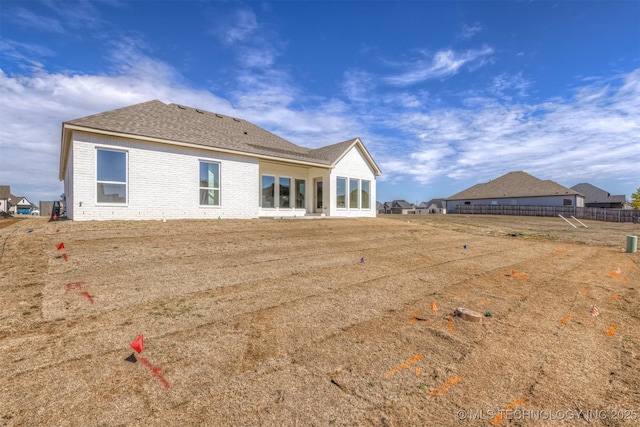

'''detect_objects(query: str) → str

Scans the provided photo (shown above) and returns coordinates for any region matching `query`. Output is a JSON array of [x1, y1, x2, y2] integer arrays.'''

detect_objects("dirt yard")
[[1, 215, 638, 426]]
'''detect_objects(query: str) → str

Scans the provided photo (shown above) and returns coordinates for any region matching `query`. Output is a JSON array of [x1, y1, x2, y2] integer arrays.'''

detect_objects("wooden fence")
[[453, 204, 640, 223]]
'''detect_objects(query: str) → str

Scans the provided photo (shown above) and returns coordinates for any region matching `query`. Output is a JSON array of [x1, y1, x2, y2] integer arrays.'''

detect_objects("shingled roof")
[[61, 100, 381, 178], [447, 171, 582, 200], [570, 183, 626, 204], [0, 185, 10, 200]]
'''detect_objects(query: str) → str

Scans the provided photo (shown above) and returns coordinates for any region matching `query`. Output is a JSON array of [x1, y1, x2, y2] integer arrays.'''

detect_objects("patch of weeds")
[[34, 293, 42, 298], [368, 382, 376, 387], [419, 384, 426, 390], [329, 421, 336, 425], [30, 305, 38, 310], [22, 311, 31, 316]]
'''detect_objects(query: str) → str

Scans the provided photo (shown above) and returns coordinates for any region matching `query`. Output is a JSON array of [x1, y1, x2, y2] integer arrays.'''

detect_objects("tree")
[[632, 187, 640, 210]]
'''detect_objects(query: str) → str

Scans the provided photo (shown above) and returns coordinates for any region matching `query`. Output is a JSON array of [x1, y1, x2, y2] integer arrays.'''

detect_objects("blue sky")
[[1, 0, 639, 206]]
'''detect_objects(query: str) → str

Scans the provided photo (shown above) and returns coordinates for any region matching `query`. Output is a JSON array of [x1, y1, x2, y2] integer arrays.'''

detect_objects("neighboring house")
[[7, 195, 34, 214], [0, 185, 10, 213], [376, 201, 385, 214], [570, 183, 627, 209], [59, 100, 381, 221], [416, 199, 446, 214], [387, 200, 415, 214], [446, 171, 585, 212]]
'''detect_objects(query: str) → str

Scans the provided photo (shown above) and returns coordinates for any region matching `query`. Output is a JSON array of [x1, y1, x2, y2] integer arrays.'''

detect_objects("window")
[[295, 179, 305, 209], [199, 161, 220, 206], [97, 149, 127, 204], [336, 177, 346, 208], [349, 179, 359, 209], [279, 177, 290, 208], [563, 199, 572, 206], [361, 180, 370, 209], [262, 175, 275, 208]]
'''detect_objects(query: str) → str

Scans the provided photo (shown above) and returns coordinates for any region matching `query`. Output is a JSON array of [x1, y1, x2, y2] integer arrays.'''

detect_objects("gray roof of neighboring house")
[[9, 195, 32, 206], [0, 185, 10, 199], [391, 200, 414, 209], [425, 198, 446, 208], [570, 183, 626, 204], [62, 100, 381, 176], [447, 171, 583, 200]]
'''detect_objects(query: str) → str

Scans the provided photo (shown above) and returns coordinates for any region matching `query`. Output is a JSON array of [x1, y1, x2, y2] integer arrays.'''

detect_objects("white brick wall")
[[69, 132, 259, 221], [67, 132, 377, 220]]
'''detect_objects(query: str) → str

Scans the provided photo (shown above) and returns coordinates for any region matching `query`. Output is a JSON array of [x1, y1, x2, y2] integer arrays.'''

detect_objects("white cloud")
[[458, 23, 482, 40], [223, 8, 259, 43], [341, 69, 376, 103], [0, 40, 53, 72], [384, 46, 494, 86], [378, 70, 640, 189], [8, 7, 65, 33], [489, 72, 531, 99]]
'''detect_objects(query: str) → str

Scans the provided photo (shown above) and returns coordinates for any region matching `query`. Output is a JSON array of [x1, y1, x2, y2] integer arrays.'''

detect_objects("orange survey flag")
[[130, 335, 144, 354]]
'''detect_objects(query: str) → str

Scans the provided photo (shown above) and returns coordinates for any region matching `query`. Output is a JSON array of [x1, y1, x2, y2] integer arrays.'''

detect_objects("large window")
[[295, 179, 305, 209], [199, 161, 220, 206], [349, 179, 359, 209], [336, 177, 347, 208], [361, 180, 370, 209], [262, 175, 275, 208], [97, 149, 127, 204], [279, 177, 290, 208]]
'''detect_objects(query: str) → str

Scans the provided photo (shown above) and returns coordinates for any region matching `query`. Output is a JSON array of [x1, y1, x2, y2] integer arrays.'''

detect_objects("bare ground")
[[0, 215, 638, 426]]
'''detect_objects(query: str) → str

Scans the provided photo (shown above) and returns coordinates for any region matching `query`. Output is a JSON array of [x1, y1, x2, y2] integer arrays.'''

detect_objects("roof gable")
[[448, 171, 582, 200]]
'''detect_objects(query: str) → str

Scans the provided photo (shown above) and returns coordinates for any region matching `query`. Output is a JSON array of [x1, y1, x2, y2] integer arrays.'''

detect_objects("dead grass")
[[0, 215, 638, 426]]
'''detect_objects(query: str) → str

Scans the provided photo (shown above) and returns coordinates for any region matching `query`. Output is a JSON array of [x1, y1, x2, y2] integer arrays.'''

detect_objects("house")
[[376, 201, 385, 214], [385, 200, 415, 214], [59, 100, 381, 221], [14, 197, 34, 214], [570, 183, 627, 209], [415, 198, 446, 214], [445, 171, 585, 213], [0, 185, 10, 213], [7, 195, 35, 214]]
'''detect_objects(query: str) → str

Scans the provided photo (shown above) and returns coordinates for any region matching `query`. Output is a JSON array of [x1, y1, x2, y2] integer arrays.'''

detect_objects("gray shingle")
[[448, 171, 581, 200], [65, 100, 335, 165], [571, 183, 626, 204]]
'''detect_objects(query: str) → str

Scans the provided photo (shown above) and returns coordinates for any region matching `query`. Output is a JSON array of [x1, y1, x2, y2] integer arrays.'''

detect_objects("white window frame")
[[279, 176, 291, 209], [199, 160, 221, 207], [96, 148, 128, 205], [361, 180, 370, 210], [261, 175, 276, 208], [295, 179, 306, 209], [349, 178, 359, 209], [336, 177, 347, 209]]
